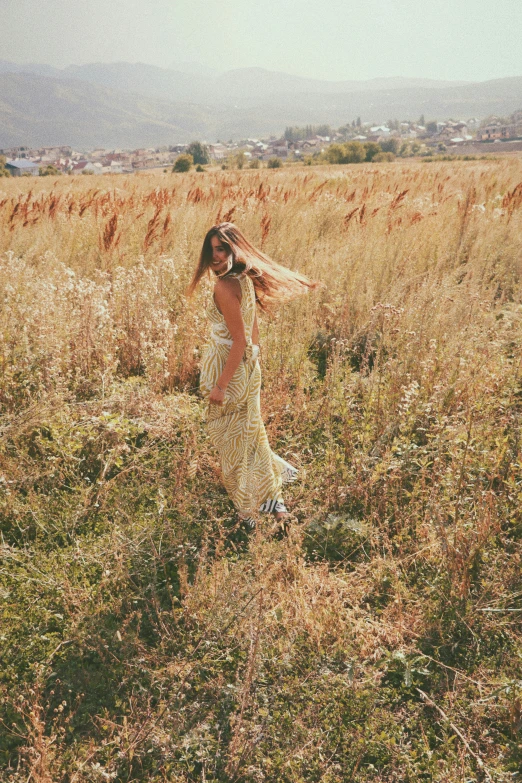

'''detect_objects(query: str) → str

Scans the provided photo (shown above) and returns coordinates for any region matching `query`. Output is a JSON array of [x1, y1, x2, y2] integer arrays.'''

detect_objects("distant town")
[[2, 111, 522, 176]]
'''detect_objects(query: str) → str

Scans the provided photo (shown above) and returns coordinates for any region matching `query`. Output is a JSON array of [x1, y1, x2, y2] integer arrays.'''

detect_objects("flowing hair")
[[188, 222, 320, 312]]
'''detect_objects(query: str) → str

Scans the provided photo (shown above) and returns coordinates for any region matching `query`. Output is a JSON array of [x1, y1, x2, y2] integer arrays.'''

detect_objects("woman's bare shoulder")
[[214, 276, 242, 299]]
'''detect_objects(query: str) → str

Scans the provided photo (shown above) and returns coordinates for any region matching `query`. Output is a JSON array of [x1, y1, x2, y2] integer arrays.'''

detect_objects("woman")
[[188, 222, 318, 529]]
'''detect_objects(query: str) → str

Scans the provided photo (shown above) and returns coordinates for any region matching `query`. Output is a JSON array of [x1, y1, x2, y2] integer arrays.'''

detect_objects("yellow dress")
[[200, 273, 296, 523]]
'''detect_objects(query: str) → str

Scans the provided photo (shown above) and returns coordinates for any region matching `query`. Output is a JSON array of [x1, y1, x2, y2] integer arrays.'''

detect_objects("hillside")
[[1, 60, 522, 148], [66, 63, 470, 104], [242, 76, 522, 128], [0, 60, 469, 103], [0, 72, 212, 148]]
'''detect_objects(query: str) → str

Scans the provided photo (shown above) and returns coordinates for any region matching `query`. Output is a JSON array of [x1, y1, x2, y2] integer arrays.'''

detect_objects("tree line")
[[325, 137, 424, 164]]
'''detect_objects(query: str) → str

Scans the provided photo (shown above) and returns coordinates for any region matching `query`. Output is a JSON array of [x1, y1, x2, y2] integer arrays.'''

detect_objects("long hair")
[[188, 222, 320, 312]]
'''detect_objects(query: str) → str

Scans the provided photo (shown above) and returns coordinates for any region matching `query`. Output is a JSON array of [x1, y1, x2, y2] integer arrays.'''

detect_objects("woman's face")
[[210, 235, 232, 275]]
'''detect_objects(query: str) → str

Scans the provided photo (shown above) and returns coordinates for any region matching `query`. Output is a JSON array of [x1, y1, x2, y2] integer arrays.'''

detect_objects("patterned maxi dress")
[[200, 273, 297, 521]]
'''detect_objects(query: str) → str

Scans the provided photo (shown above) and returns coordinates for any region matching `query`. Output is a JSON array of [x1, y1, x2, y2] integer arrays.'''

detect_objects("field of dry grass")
[[1, 160, 522, 782]]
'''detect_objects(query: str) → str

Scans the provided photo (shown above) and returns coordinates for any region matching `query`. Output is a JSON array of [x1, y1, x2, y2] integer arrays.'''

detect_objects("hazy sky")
[[1, 0, 521, 82]]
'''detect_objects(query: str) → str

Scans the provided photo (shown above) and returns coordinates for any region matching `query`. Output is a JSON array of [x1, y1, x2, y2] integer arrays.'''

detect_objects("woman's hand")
[[209, 385, 226, 405]]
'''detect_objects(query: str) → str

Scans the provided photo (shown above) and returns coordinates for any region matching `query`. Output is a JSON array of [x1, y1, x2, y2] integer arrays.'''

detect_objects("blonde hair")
[[188, 222, 320, 312]]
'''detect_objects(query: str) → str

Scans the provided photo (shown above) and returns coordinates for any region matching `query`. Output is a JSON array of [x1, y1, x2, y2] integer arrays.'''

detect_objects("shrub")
[[39, 165, 61, 176], [327, 141, 367, 164], [234, 151, 246, 169], [195, 164, 205, 172], [380, 137, 401, 155], [373, 151, 395, 162], [172, 154, 193, 172], [249, 158, 260, 169], [267, 157, 283, 168], [341, 141, 367, 163], [0, 155, 11, 177], [326, 144, 344, 164], [363, 141, 382, 162]]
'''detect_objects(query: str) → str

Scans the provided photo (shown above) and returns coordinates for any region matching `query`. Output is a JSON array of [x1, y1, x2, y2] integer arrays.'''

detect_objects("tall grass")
[[1, 160, 522, 782]]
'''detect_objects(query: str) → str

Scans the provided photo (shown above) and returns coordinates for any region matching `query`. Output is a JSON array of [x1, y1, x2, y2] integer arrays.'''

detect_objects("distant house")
[[6, 159, 40, 177], [368, 129, 393, 141], [39, 146, 70, 158], [71, 161, 96, 174], [105, 152, 130, 163], [477, 123, 522, 141], [56, 158, 73, 172], [104, 161, 123, 174], [438, 122, 469, 140], [132, 157, 158, 170], [1, 146, 30, 159], [272, 141, 289, 157], [208, 143, 228, 160]]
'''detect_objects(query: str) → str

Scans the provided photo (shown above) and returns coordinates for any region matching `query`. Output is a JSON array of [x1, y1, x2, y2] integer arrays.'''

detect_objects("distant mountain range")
[[0, 60, 521, 149]]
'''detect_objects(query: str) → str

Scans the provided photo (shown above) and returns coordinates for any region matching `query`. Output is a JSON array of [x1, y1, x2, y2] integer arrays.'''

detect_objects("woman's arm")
[[209, 277, 247, 405]]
